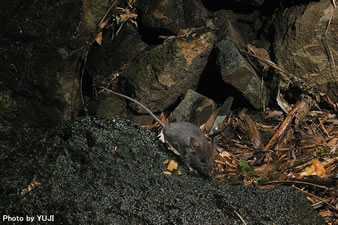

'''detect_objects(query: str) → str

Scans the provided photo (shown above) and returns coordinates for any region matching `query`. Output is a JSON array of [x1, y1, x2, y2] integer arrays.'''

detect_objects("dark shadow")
[[196, 49, 254, 110]]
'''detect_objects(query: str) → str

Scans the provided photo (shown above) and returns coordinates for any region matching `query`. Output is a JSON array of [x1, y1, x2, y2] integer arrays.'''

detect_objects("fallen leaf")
[[327, 137, 337, 147], [239, 110, 263, 149], [167, 160, 178, 172], [299, 159, 326, 178], [319, 210, 333, 217], [95, 32, 103, 45], [247, 43, 271, 71]]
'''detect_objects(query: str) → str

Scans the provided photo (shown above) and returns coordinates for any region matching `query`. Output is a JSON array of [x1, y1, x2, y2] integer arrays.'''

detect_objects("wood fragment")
[[264, 96, 312, 151], [319, 119, 331, 138], [294, 95, 314, 128], [239, 110, 263, 149]]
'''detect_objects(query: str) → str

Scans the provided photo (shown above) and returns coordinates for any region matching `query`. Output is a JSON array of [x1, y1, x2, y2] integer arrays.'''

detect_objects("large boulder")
[[273, 0, 338, 101], [0, 0, 112, 140]]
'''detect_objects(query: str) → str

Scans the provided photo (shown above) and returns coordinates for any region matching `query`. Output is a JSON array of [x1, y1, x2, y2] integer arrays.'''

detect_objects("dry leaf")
[[95, 32, 103, 45], [319, 210, 334, 217], [252, 163, 277, 181], [264, 96, 307, 151], [264, 109, 284, 120], [247, 43, 271, 71], [119, 12, 137, 22], [294, 95, 313, 128], [167, 160, 178, 172], [219, 151, 231, 158], [299, 159, 326, 178], [21, 180, 41, 197], [239, 110, 263, 149], [202, 108, 219, 133], [327, 137, 337, 147]]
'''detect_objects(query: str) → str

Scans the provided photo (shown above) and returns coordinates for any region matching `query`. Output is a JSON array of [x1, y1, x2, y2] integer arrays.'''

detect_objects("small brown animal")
[[101, 87, 216, 176]]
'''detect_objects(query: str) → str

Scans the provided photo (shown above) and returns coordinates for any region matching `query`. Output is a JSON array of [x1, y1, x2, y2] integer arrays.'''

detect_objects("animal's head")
[[188, 137, 216, 176]]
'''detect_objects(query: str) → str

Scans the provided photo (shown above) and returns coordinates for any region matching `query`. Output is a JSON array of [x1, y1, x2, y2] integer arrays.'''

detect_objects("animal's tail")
[[99, 87, 166, 127]]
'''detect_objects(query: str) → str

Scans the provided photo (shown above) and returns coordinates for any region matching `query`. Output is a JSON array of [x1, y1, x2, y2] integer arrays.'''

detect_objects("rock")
[[88, 93, 128, 119], [273, 0, 338, 102], [0, 0, 112, 139], [214, 9, 265, 48], [136, 0, 210, 34], [0, 116, 325, 225], [218, 20, 247, 49], [171, 89, 217, 125], [86, 22, 149, 83], [216, 40, 269, 109], [205, 0, 265, 12], [208, 96, 234, 135], [120, 30, 217, 113]]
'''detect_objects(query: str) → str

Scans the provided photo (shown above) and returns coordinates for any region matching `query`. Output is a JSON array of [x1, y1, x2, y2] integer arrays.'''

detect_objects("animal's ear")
[[190, 137, 201, 152]]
